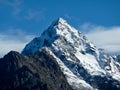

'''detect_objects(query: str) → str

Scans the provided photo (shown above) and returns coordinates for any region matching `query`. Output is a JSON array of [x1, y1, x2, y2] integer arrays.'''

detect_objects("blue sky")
[[0, 0, 120, 56]]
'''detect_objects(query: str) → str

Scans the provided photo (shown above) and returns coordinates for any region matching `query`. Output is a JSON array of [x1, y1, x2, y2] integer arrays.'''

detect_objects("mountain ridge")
[[0, 50, 74, 90], [22, 18, 120, 90], [0, 18, 120, 90]]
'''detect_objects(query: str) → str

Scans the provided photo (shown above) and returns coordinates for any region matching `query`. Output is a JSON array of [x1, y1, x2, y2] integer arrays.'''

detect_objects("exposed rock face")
[[0, 50, 73, 90], [1, 18, 120, 90], [22, 18, 120, 90]]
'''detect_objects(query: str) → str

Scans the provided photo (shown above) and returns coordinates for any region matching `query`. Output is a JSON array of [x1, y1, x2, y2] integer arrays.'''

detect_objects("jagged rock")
[[0, 51, 73, 90], [1, 18, 120, 90]]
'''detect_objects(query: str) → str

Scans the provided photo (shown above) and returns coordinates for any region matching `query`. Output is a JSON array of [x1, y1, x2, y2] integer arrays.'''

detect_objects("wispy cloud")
[[24, 9, 44, 22], [0, 0, 23, 15], [0, 0, 44, 21], [64, 14, 80, 21], [80, 23, 120, 54], [64, 14, 72, 20], [0, 28, 35, 57]]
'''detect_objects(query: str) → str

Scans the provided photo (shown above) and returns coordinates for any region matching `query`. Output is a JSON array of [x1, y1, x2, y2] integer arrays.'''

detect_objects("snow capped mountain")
[[21, 18, 120, 90]]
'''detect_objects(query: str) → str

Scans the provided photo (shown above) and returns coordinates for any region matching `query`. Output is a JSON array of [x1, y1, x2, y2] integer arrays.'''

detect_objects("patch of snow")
[[75, 51, 106, 75], [22, 18, 120, 88], [44, 48, 94, 90], [109, 58, 120, 81]]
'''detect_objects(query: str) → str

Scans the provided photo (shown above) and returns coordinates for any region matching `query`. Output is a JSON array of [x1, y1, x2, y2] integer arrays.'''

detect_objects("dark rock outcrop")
[[0, 50, 73, 90]]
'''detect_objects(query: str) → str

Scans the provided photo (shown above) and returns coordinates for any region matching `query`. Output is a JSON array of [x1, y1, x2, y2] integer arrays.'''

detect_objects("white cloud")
[[0, 29, 35, 57], [80, 23, 120, 54], [0, 40, 25, 57]]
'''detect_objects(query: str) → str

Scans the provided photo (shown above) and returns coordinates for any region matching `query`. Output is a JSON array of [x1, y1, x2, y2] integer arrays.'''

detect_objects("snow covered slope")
[[22, 18, 120, 90], [40, 47, 94, 90]]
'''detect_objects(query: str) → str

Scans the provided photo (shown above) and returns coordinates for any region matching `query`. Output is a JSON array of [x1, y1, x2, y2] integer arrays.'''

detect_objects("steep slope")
[[40, 47, 94, 90], [22, 18, 104, 76], [22, 18, 120, 90], [0, 50, 73, 90]]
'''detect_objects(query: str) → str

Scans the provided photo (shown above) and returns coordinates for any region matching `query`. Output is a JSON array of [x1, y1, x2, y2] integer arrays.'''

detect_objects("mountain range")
[[0, 18, 120, 90]]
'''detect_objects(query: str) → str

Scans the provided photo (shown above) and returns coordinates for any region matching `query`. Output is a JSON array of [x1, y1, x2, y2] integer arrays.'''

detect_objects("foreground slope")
[[22, 18, 120, 90], [0, 50, 73, 90]]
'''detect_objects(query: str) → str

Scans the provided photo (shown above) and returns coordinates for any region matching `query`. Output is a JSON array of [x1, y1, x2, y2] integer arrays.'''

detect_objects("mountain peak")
[[22, 18, 85, 55], [52, 17, 67, 26], [56, 17, 66, 23], [47, 17, 78, 37], [21, 18, 120, 90]]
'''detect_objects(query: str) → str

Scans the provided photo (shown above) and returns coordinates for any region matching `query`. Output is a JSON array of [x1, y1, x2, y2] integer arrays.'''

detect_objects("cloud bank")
[[0, 23, 120, 57], [80, 23, 120, 54], [0, 29, 35, 57]]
